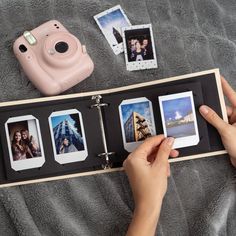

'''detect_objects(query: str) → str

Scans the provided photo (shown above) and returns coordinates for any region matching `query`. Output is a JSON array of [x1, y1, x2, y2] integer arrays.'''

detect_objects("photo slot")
[[94, 5, 131, 55], [48, 109, 88, 164], [159, 91, 200, 149], [5, 115, 45, 171], [119, 97, 156, 152], [122, 24, 158, 71]]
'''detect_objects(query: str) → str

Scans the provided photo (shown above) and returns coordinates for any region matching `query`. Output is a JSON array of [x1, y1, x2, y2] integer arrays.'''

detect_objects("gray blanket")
[[0, 0, 236, 235]]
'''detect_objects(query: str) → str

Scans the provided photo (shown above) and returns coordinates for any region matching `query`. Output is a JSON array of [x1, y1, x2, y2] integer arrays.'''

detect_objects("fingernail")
[[167, 137, 174, 146], [200, 105, 209, 115]]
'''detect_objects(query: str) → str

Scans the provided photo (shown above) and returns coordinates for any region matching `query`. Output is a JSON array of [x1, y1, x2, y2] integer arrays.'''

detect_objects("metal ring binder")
[[90, 95, 115, 169]]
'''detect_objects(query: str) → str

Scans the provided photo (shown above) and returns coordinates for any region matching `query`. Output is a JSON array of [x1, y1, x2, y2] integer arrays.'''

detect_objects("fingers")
[[170, 149, 179, 158], [226, 106, 233, 117], [167, 164, 171, 177], [199, 105, 229, 133], [221, 76, 236, 107], [153, 137, 174, 167], [131, 135, 165, 159], [147, 148, 179, 163]]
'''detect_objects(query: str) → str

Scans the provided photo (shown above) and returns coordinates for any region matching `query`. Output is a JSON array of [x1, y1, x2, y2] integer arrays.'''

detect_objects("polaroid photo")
[[94, 5, 131, 55], [158, 91, 200, 149], [48, 109, 88, 164], [119, 97, 156, 152], [5, 115, 45, 171], [122, 24, 158, 71]]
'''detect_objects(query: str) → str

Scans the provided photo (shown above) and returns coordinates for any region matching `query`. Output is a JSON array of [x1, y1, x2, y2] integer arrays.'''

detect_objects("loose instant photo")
[[48, 109, 88, 164], [122, 24, 158, 71], [5, 115, 45, 171], [119, 97, 156, 152], [94, 5, 131, 55], [159, 91, 200, 149]]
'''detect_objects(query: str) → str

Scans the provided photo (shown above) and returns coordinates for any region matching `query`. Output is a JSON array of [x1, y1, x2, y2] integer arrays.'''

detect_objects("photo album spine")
[[90, 94, 115, 169]]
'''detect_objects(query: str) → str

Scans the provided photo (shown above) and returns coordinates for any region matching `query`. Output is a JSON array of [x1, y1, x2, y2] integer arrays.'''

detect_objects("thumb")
[[153, 137, 174, 168], [199, 105, 228, 134]]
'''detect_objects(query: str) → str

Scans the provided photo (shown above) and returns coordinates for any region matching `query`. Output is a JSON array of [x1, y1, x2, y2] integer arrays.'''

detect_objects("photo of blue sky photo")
[[161, 96, 196, 138], [162, 96, 192, 122], [121, 101, 152, 124], [98, 8, 130, 45]]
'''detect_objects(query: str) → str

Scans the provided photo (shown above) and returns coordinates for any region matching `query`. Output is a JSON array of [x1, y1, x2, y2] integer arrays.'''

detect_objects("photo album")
[[0, 69, 228, 188]]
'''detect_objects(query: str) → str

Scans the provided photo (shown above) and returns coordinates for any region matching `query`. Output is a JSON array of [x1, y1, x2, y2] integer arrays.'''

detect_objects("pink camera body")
[[13, 20, 94, 96]]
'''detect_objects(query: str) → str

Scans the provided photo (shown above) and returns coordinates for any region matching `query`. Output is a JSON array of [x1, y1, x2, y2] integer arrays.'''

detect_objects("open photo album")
[[0, 69, 228, 188]]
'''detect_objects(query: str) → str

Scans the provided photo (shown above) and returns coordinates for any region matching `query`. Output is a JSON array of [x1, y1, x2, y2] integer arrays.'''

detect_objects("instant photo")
[[159, 91, 200, 149], [48, 109, 88, 164], [119, 97, 156, 152], [94, 5, 131, 55], [5, 115, 45, 171], [122, 24, 158, 71]]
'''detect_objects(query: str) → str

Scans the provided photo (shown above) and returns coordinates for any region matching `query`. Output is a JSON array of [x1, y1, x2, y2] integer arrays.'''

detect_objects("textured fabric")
[[0, 0, 236, 235]]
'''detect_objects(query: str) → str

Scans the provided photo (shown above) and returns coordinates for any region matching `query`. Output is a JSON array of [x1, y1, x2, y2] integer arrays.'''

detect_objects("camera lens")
[[55, 41, 69, 53], [19, 44, 27, 53]]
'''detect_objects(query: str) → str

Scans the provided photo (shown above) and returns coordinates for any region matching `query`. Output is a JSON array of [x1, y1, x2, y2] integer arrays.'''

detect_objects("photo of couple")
[[125, 28, 154, 62], [127, 38, 153, 61], [8, 120, 41, 161]]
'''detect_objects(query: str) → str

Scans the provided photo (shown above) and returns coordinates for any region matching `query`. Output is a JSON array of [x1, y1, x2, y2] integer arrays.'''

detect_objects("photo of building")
[[112, 27, 122, 44], [124, 111, 153, 142], [120, 100, 155, 143]]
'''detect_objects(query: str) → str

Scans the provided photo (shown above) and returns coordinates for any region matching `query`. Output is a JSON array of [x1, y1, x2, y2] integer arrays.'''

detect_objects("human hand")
[[124, 135, 178, 236], [199, 76, 236, 168]]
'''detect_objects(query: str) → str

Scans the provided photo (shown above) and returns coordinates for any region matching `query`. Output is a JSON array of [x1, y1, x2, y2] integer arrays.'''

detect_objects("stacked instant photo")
[[94, 5, 158, 71]]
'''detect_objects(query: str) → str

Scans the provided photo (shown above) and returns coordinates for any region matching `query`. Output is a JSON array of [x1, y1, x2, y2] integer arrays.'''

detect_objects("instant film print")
[[122, 24, 158, 71], [159, 91, 200, 149], [94, 5, 131, 55], [5, 115, 45, 171], [119, 97, 156, 152], [48, 109, 88, 164]]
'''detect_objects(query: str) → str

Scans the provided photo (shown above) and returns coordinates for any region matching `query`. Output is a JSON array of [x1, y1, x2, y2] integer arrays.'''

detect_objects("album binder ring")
[[91, 95, 115, 169]]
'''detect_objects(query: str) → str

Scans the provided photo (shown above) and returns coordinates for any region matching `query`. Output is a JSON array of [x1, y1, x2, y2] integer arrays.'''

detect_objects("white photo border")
[[158, 91, 200, 149], [48, 109, 88, 164], [119, 97, 156, 153], [122, 24, 158, 71], [94, 5, 131, 55], [5, 115, 45, 171]]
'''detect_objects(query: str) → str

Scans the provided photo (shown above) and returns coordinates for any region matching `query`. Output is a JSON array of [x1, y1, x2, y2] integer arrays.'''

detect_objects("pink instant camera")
[[13, 20, 94, 96]]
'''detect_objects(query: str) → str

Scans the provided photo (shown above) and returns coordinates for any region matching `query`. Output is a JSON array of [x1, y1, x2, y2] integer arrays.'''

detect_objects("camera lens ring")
[[55, 41, 69, 53]]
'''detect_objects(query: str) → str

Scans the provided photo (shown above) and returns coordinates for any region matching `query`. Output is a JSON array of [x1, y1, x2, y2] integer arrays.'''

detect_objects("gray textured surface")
[[0, 0, 236, 235]]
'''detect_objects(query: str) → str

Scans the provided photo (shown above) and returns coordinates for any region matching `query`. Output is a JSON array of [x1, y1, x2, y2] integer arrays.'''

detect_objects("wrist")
[[127, 199, 163, 236], [134, 197, 163, 219]]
